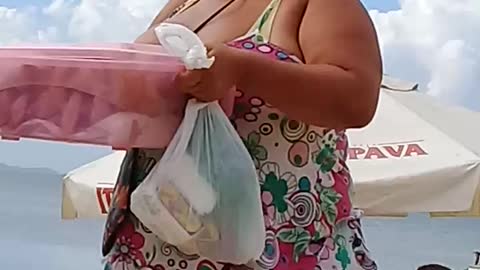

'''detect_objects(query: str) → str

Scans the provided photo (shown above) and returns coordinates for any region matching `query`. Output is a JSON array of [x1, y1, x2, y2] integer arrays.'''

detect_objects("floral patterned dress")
[[102, 1, 378, 269]]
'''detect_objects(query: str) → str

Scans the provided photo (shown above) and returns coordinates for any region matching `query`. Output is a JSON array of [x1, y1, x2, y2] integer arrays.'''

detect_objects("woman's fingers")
[[175, 70, 203, 93], [175, 70, 218, 102]]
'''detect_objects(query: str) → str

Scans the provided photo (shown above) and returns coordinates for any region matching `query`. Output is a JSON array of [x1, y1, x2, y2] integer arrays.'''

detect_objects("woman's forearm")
[[233, 49, 380, 129]]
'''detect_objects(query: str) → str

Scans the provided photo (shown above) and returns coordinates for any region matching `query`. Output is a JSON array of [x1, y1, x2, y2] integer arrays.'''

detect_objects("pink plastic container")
[[0, 43, 234, 149]]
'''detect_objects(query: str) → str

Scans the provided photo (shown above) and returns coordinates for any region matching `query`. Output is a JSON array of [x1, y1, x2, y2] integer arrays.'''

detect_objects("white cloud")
[[0, 6, 41, 44], [0, 0, 479, 110], [369, 0, 480, 110], [0, 0, 167, 44]]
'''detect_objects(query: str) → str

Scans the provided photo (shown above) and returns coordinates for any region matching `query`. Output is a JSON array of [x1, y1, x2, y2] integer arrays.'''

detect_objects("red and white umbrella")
[[61, 76, 480, 219]]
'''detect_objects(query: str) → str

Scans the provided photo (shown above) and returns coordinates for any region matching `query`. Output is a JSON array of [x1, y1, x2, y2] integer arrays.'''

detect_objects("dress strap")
[[246, 0, 282, 42], [168, 0, 237, 33], [193, 0, 236, 33], [169, 0, 199, 19], [170, 0, 282, 43]]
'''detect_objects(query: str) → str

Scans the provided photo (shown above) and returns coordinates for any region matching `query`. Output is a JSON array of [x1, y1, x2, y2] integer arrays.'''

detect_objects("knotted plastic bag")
[[131, 99, 265, 264]]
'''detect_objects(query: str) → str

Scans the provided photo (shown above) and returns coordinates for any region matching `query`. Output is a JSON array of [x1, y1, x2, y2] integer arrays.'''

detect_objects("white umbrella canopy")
[[61, 76, 480, 220], [62, 151, 122, 219], [348, 75, 480, 217]]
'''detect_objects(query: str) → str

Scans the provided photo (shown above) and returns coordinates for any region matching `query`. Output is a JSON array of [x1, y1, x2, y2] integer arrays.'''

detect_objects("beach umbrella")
[[348, 76, 480, 217], [62, 151, 122, 219], [61, 76, 480, 219]]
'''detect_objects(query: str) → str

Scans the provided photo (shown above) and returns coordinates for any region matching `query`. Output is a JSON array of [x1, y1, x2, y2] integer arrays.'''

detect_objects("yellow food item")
[[158, 182, 203, 235]]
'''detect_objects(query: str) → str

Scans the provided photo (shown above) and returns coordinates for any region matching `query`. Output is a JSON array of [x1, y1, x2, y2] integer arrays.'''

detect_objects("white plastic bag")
[[131, 22, 264, 264], [155, 22, 215, 70], [131, 100, 265, 264]]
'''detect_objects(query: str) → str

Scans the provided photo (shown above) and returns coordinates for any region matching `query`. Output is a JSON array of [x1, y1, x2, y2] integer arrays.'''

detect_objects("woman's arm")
[[236, 0, 382, 129]]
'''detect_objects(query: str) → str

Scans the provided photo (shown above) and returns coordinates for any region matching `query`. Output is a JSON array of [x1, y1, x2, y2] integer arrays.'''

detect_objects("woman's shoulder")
[[299, 0, 382, 87]]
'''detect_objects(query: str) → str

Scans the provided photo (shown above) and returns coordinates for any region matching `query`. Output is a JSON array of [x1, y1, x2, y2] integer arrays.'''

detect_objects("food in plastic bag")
[[130, 100, 265, 264]]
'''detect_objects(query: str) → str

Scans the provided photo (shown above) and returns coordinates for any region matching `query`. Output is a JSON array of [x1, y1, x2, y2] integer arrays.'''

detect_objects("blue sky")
[[1, 0, 49, 7], [5, 0, 401, 11], [4, 0, 49, 5], [361, 0, 400, 11], [3, 0, 401, 15]]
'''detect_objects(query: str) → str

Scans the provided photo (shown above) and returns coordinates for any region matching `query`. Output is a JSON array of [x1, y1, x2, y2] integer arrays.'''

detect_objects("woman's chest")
[[166, 0, 308, 59]]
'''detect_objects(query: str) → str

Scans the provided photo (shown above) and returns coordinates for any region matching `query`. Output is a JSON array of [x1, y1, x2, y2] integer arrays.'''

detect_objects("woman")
[[103, 0, 382, 269]]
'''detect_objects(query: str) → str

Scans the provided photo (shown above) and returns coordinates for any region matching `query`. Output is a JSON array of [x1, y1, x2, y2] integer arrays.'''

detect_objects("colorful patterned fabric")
[[104, 210, 376, 270], [102, 1, 377, 269]]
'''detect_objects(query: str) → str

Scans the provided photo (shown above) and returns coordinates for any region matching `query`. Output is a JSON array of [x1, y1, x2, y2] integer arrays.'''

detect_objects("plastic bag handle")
[[155, 23, 215, 70]]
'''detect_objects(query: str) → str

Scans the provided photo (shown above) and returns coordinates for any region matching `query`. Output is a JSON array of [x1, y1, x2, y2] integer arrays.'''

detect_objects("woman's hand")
[[174, 44, 244, 102]]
